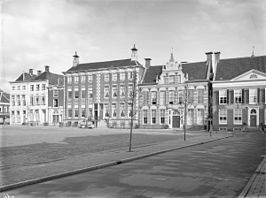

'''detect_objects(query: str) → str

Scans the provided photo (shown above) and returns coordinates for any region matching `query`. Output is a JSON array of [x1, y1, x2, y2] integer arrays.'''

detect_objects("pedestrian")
[[260, 123, 265, 133]]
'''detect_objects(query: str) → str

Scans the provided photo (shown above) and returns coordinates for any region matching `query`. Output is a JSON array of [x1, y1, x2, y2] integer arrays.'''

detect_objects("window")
[[198, 89, 204, 104], [234, 89, 242, 103], [42, 84, 46, 90], [178, 91, 184, 104], [169, 91, 174, 104], [88, 75, 92, 82], [177, 75, 181, 83], [36, 84, 40, 91], [42, 95, 45, 105], [22, 95, 26, 106], [234, 109, 242, 125], [112, 85, 117, 97], [74, 109, 79, 117], [68, 109, 72, 118], [159, 91, 166, 105], [120, 72, 125, 81], [219, 89, 227, 104], [112, 103, 117, 117], [104, 86, 109, 98], [88, 87, 93, 98], [249, 88, 257, 104], [164, 77, 169, 84], [128, 103, 133, 117], [53, 99, 59, 107], [17, 95, 20, 106], [17, 86, 20, 90], [68, 91, 72, 99], [120, 103, 125, 117], [67, 76, 72, 84], [151, 91, 157, 105], [169, 75, 175, 84], [53, 90, 59, 97], [30, 85, 34, 91], [128, 85, 133, 98], [120, 85, 125, 97], [160, 109, 165, 124], [104, 104, 109, 117], [105, 74, 109, 82], [81, 90, 85, 98], [22, 86, 26, 90], [74, 76, 79, 83], [128, 72, 133, 80], [152, 109, 156, 124], [12, 86, 15, 90], [36, 96, 39, 105], [75, 90, 79, 99], [81, 108, 85, 117], [219, 109, 227, 124], [112, 73, 117, 81], [143, 110, 148, 124], [188, 89, 194, 103], [81, 76, 86, 83], [30, 95, 34, 105], [11, 95, 15, 106]]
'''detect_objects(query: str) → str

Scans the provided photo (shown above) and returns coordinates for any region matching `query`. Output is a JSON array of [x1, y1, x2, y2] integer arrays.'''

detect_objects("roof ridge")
[[78, 58, 131, 65]]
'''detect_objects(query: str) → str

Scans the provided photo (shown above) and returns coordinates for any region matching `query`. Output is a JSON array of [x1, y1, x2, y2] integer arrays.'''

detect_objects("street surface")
[[4, 132, 265, 198]]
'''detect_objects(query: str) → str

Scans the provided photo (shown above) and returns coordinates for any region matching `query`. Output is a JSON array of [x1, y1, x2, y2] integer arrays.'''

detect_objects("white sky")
[[1, 0, 265, 92]]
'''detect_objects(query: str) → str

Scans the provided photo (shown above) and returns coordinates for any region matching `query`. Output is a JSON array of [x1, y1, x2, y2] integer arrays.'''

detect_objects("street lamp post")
[[183, 83, 188, 141]]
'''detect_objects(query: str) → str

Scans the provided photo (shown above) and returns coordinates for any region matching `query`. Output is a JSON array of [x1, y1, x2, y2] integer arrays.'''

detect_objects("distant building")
[[0, 89, 10, 124], [212, 54, 266, 131], [9, 66, 64, 125], [63, 45, 145, 128], [138, 52, 213, 129]]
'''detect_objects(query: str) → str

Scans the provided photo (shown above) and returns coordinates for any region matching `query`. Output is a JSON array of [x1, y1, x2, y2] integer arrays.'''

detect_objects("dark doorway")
[[172, 116, 180, 128], [250, 115, 256, 127]]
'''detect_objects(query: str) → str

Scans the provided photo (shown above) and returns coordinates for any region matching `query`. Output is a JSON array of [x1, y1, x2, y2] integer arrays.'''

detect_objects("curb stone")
[[0, 135, 232, 192]]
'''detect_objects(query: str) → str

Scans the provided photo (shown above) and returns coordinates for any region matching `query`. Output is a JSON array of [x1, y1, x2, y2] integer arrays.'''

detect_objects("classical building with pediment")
[[138, 52, 213, 129], [212, 54, 266, 131]]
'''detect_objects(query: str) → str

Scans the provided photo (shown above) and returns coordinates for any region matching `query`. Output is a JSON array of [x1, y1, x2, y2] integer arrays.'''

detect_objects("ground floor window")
[[74, 109, 78, 117], [219, 109, 227, 124], [160, 109, 165, 124], [81, 108, 85, 117], [143, 110, 148, 124], [152, 109, 156, 124], [197, 109, 204, 125], [234, 109, 242, 125]]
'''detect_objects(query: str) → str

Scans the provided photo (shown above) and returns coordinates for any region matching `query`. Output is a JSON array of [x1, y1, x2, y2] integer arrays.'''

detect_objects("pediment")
[[231, 69, 266, 81]]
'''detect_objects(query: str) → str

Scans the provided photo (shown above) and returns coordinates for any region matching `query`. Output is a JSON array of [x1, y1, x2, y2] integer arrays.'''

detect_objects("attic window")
[[250, 74, 257, 79]]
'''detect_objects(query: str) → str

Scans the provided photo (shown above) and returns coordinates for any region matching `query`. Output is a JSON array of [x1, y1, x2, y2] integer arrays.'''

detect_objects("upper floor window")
[[53, 90, 59, 97], [112, 73, 117, 81], [88, 75, 92, 82], [219, 89, 227, 104], [12, 86, 15, 90], [104, 74, 109, 82], [188, 89, 194, 103], [234, 109, 242, 125], [249, 88, 257, 104], [30, 85, 34, 91], [81, 76, 86, 83], [74, 90, 79, 99], [120, 103, 125, 117], [81, 89, 86, 98], [128, 85, 133, 98], [104, 86, 109, 98], [120, 72, 125, 81], [159, 91, 166, 105], [198, 89, 204, 104], [169, 91, 174, 104], [22, 86, 26, 90], [112, 103, 117, 117], [74, 76, 79, 83], [112, 85, 117, 97], [120, 85, 125, 97], [128, 72, 133, 80], [67, 76, 72, 84], [36, 84, 40, 91], [42, 84, 46, 90], [151, 91, 157, 105], [177, 75, 181, 83], [68, 91, 72, 99], [178, 91, 184, 104], [53, 99, 59, 107], [234, 89, 242, 103], [169, 75, 175, 84], [17, 86, 20, 90], [88, 87, 93, 98], [164, 77, 169, 84]]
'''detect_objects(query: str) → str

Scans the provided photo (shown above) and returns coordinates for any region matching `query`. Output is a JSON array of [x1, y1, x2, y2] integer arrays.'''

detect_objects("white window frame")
[[151, 91, 157, 105], [81, 75, 86, 82], [88, 75, 92, 82], [112, 103, 117, 117], [120, 85, 125, 97], [67, 76, 72, 84], [120, 72, 125, 81], [104, 86, 109, 98], [219, 109, 227, 124], [234, 89, 242, 104], [74, 76, 79, 83], [143, 109, 148, 124], [112, 85, 117, 98], [151, 109, 156, 124], [53, 90, 59, 97], [88, 87, 93, 98], [160, 109, 166, 124], [169, 91, 174, 104], [159, 91, 165, 106], [249, 88, 257, 104], [219, 89, 227, 104], [104, 73, 109, 82], [233, 109, 242, 125], [128, 72, 133, 80], [112, 73, 117, 81]]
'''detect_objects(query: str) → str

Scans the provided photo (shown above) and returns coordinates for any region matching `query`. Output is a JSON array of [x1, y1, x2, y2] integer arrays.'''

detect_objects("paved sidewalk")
[[239, 156, 266, 198], [0, 132, 231, 192]]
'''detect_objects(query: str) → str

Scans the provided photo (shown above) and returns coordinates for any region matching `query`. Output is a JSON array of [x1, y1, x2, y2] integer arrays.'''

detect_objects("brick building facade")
[[0, 89, 10, 124], [63, 45, 145, 128]]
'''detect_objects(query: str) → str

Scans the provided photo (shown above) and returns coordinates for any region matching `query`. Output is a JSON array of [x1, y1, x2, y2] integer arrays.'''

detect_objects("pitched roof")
[[142, 65, 163, 85], [215, 55, 266, 80], [15, 73, 36, 82], [34, 72, 64, 85], [141, 61, 209, 85], [65, 59, 142, 73], [0, 90, 10, 103]]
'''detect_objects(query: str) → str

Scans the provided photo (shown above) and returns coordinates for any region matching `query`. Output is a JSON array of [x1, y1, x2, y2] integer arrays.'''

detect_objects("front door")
[[250, 115, 256, 127], [172, 116, 180, 128]]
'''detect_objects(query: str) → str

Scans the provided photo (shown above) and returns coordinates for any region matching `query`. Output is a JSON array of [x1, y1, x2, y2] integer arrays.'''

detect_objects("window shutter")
[[257, 88, 260, 104], [214, 90, 219, 105], [230, 90, 234, 104], [242, 89, 245, 103], [227, 90, 229, 104], [245, 89, 249, 104], [262, 89, 265, 103]]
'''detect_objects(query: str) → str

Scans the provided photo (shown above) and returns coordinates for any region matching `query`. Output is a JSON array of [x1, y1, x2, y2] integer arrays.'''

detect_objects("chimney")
[[144, 58, 151, 68], [73, 51, 79, 67], [131, 44, 138, 61], [29, 69, 33, 76], [45, 66, 50, 72], [205, 52, 213, 80], [213, 52, 221, 80], [37, 70, 42, 76], [205, 52, 213, 64]]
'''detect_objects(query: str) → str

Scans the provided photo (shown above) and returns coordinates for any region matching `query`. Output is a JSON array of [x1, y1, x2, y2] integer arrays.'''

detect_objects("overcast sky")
[[1, 0, 265, 91]]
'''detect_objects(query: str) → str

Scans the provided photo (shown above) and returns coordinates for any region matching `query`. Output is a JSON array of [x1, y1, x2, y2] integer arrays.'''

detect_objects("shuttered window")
[[219, 90, 227, 104]]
